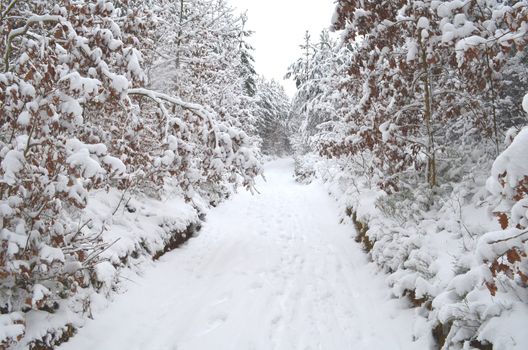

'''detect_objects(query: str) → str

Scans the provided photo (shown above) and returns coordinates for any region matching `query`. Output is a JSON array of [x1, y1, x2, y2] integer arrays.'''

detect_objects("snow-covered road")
[[60, 159, 428, 350]]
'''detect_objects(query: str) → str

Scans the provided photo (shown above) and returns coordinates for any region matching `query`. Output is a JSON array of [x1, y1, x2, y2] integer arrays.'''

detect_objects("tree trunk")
[[419, 36, 437, 188], [175, 0, 185, 69]]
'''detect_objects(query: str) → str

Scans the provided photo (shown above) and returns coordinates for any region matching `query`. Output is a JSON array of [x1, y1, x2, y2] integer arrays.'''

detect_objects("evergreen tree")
[[253, 77, 292, 156]]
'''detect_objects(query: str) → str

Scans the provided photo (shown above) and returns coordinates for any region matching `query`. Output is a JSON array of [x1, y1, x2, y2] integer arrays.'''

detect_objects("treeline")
[[289, 1, 528, 349]]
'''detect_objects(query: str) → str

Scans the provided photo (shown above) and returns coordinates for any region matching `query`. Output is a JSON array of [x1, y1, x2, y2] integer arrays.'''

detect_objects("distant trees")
[[287, 30, 352, 155], [253, 77, 292, 156]]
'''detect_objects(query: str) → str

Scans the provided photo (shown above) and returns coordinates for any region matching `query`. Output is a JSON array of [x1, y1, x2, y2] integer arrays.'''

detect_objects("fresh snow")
[[59, 159, 428, 350]]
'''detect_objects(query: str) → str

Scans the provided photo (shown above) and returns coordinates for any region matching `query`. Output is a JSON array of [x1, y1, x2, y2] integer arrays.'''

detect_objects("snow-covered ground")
[[59, 159, 429, 350]]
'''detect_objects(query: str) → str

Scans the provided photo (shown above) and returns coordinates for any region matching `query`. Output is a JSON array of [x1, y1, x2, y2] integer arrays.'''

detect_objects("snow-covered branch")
[[128, 87, 218, 147], [4, 14, 62, 72]]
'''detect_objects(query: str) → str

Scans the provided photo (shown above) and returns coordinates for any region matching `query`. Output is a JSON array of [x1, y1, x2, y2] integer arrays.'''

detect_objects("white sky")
[[229, 0, 336, 97]]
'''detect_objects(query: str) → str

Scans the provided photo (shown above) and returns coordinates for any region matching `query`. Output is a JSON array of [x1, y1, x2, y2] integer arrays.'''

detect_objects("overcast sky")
[[229, 0, 336, 97]]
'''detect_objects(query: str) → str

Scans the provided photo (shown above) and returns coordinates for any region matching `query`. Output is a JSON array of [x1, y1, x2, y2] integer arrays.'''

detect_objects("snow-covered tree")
[[327, 0, 528, 190], [253, 77, 292, 156], [287, 30, 352, 155], [0, 0, 262, 346], [143, 0, 262, 201]]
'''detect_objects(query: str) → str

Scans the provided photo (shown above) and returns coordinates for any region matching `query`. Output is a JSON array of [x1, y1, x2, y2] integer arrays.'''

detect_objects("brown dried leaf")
[[518, 271, 528, 285], [506, 248, 521, 264], [497, 212, 509, 230], [485, 281, 497, 296]]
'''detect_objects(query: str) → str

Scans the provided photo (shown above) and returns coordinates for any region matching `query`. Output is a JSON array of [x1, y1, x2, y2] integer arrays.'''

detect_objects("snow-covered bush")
[[293, 154, 317, 184], [305, 142, 527, 349], [485, 125, 528, 292], [425, 125, 528, 350]]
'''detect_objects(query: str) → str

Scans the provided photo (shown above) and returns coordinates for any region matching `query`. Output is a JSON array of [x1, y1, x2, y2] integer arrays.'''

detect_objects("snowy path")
[[60, 159, 427, 350]]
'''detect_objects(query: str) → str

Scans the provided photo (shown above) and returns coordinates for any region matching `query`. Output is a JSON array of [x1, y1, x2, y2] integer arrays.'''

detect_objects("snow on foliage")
[[291, 1, 528, 349], [0, 0, 262, 347]]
